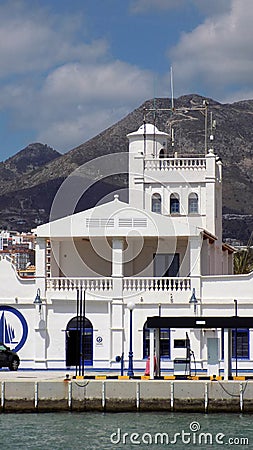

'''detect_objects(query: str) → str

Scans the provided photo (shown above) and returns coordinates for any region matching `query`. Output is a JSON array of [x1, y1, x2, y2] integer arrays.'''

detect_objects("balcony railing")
[[144, 158, 206, 171], [46, 277, 113, 292], [46, 276, 191, 293], [123, 277, 191, 292]]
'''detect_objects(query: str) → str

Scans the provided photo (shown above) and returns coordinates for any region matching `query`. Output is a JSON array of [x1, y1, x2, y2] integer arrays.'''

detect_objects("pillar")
[[189, 235, 202, 301], [34, 237, 47, 368], [34, 302, 48, 369], [155, 328, 160, 376], [205, 150, 216, 235], [111, 238, 124, 365], [149, 328, 155, 380], [110, 298, 124, 363], [223, 328, 232, 380], [35, 237, 46, 294]]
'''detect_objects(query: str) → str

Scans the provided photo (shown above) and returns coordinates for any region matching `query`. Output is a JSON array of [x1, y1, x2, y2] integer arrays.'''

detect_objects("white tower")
[[127, 123, 169, 209]]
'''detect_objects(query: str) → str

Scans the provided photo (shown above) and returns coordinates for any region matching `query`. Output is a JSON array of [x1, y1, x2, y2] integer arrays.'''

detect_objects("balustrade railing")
[[46, 277, 113, 291], [46, 276, 191, 293], [123, 277, 191, 292], [144, 158, 206, 171]]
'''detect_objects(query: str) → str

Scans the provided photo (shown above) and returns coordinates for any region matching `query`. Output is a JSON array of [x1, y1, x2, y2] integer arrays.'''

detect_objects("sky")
[[0, 0, 253, 160]]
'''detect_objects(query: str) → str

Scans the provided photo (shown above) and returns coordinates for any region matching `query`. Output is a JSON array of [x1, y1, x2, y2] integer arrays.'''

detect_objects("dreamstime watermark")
[[110, 421, 249, 446]]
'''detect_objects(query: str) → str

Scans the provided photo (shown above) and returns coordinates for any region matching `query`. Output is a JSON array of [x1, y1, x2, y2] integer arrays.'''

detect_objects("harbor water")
[[0, 412, 252, 449]]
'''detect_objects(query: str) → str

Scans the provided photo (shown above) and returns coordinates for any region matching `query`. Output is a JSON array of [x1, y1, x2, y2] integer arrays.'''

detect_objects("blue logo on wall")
[[0, 306, 28, 352]]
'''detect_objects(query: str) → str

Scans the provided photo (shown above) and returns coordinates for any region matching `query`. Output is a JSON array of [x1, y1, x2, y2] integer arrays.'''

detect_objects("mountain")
[[0, 94, 252, 243], [0, 143, 62, 228]]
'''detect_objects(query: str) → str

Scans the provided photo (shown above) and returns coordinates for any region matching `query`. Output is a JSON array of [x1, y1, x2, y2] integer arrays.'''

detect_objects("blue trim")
[[221, 328, 250, 360], [0, 306, 28, 352], [143, 324, 170, 359]]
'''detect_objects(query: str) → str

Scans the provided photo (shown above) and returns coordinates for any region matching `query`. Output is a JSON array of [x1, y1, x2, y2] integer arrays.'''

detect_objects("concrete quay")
[[0, 370, 252, 413]]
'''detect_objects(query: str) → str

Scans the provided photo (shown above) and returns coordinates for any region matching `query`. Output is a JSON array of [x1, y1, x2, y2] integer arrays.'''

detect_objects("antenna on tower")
[[210, 111, 216, 142], [170, 66, 175, 147], [143, 108, 146, 155], [170, 66, 174, 110], [152, 78, 157, 156]]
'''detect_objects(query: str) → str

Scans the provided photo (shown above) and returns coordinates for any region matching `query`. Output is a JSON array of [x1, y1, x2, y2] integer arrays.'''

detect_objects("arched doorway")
[[66, 316, 93, 367]]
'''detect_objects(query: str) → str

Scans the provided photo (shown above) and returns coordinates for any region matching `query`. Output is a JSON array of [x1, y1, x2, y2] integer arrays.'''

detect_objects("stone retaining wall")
[[1, 380, 252, 413]]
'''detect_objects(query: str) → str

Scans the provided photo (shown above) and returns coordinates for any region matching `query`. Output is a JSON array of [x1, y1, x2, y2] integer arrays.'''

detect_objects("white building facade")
[[0, 121, 252, 377]]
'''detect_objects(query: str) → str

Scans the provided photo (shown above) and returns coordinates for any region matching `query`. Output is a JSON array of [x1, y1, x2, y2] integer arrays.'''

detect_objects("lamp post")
[[234, 299, 238, 377], [189, 288, 198, 314], [34, 288, 42, 312], [127, 302, 135, 377]]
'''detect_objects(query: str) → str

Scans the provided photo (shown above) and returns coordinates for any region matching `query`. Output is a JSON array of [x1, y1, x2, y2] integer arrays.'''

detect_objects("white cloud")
[[42, 61, 152, 105], [36, 61, 153, 150], [0, 1, 107, 78], [36, 107, 131, 151], [170, 0, 253, 101], [0, 1, 155, 152]]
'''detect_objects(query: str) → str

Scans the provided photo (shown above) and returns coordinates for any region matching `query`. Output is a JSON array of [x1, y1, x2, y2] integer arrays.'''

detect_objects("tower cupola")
[[127, 123, 169, 158]]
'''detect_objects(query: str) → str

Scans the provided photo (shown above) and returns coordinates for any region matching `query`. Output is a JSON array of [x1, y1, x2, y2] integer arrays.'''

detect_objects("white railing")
[[123, 277, 191, 292], [46, 277, 113, 292], [46, 277, 191, 293], [144, 158, 206, 171]]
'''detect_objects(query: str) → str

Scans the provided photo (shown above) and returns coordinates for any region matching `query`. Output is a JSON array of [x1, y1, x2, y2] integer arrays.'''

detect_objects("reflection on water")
[[0, 412, 252, 449]]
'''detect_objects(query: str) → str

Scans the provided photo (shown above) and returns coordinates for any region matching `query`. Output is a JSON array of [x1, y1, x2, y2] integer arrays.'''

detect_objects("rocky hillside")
[[0, 94, 252, 243]]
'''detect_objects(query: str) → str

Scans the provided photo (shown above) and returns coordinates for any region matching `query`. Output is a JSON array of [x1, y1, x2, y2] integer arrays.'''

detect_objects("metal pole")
[[157, 304, 161, 376], [234, 299, 238, 377], [75, 289, 79, 377], [82, 290, 85, 377], [120, 352, 124, 376], [79, 288, 83, 376], [127, 309, 134, 377]]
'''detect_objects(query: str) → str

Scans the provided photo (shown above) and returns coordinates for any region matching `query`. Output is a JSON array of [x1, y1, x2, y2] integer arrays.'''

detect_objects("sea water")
[[0, 412, 252, 449]]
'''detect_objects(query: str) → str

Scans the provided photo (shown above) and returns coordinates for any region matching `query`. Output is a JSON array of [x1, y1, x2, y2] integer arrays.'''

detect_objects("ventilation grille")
[[86, 218, 115, 228], [119, 218, 147, 228], [85, 217, 147, 228]]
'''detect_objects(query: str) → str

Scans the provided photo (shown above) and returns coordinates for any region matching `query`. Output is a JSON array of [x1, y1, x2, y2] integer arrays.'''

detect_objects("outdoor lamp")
[[127, 301, 135, 312], [34, 288, 42, 311], [189, 288, 198, 313]]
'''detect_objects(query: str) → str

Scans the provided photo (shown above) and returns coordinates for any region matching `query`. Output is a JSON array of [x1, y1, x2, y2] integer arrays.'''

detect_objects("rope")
[[216, 379, 249, 397], [73, 380, 90, 388]]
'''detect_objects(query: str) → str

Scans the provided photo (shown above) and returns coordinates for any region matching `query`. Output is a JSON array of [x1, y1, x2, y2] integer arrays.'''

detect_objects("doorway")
[[66, 316, 93, 366]]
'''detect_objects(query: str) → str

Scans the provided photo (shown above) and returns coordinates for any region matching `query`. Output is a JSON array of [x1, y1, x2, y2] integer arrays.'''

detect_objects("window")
[[152, 193, 162, 214], [188, 193, 199, 214], [159, 149, 165, 158], [222, 329, 249, 359], [154, 253, 179, 277], [143, 322, 170, 359], [174, 339, 187, 348], [170, 193, 180, 214]]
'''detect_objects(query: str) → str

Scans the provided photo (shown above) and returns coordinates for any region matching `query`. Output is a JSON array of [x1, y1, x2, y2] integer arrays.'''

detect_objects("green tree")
[[234, 247, 253, 274]]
